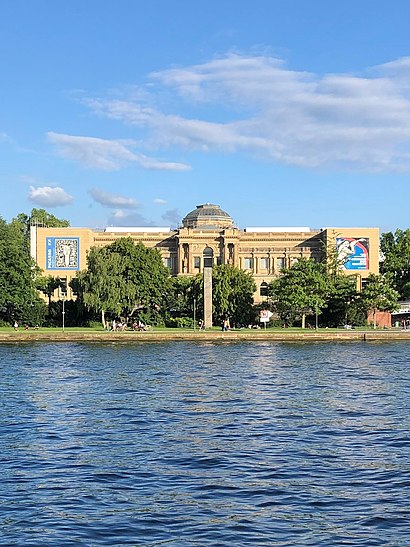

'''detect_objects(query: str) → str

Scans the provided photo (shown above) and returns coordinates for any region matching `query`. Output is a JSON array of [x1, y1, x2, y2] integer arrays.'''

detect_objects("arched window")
[[260, 281, 269, 297], [203, 247, 214, 268]]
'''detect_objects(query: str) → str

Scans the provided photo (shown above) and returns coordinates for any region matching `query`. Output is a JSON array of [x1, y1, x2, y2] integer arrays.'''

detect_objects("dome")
[[182, 203, 234, 229]]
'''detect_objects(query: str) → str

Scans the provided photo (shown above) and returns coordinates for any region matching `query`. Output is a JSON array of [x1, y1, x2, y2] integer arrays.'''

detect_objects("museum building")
[[30, 203, 380, 302]]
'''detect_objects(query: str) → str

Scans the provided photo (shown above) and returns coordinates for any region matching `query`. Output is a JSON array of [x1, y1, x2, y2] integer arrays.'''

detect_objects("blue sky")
[[1, 0, 410, 233]]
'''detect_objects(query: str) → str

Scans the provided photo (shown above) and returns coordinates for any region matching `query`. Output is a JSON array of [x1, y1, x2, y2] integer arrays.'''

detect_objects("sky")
[[1, 0, 410, 233]]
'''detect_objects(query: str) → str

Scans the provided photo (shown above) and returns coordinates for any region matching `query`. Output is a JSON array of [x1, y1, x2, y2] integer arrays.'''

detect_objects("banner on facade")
[[46, 237, 80, 270], [336, 237, 369, 270]]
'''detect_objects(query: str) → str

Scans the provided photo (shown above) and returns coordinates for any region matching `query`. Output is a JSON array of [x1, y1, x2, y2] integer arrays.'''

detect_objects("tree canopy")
[[380, 229, 410, 299], [0, 217, 46, 324], [75, 238, 171, 326], [182, 265, 256, 327], [361, 273, 399, 328], [268, 257, 388, 328], [269, 258, 329, 327], [212, 265, 256, 326]]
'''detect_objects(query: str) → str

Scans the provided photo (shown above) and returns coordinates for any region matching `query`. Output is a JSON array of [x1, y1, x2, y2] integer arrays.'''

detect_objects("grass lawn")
[[0, 325, 375, 334]]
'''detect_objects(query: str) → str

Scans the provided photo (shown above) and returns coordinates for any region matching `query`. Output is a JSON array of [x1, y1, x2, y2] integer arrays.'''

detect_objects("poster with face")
[[336, 237, 369, 270], [46, 238, 80, 270]]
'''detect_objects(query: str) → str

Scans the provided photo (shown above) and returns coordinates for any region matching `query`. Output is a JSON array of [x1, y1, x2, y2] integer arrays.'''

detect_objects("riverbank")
[[1, 328, 410, 342]]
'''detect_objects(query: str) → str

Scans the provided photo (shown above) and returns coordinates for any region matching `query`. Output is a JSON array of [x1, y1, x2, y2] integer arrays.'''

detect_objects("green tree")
[[36, 275, 62, 309], [75, 246, 127, 328], [75, 238, 171, 327], [13, 208, 70, 242], [29, 208, 70, 227], [0, 217, 46, 324], [184, 265, 256, 327], [360, 273, 399, 329], [321, 274, 360, 327], [167, 276, 196, 315], [270, 258, 328, 328], [380, 229, 410, 299], [212, 265, 256, 326], [110, 239, 171, 319]]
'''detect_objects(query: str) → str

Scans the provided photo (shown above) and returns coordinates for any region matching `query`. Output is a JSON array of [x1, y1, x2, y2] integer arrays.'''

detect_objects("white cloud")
[[107, 209, 155, 226], [161, 208, 180, 228], [47, 132, 191, 171], [28, 185, 74, 207], [83, 53, 410, 172], [153, 198, 167, 204], [89, 188, 138, 208]]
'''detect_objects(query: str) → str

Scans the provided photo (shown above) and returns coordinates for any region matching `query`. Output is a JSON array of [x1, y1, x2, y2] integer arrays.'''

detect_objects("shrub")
[[165, 316, 194, 328]]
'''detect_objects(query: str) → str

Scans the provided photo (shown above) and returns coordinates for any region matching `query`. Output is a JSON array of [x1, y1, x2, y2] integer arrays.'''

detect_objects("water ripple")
[[1, 341, 409, 545]]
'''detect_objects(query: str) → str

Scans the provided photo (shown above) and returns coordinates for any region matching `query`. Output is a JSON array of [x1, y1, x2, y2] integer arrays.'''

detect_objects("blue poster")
[[336, 237, 369, 270], [46, 237, 80, 270]]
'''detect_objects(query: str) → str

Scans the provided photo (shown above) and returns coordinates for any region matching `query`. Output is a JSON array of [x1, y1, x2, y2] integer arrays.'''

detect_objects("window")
[[277, 257, 286, 270], [163, 257, 173, 270], [260, 282, 269, 296], [244, 257, 253, 270], [203, 247, 214, 268], [361, 278, 369, 291], [194, 256, 200, 269], [60, 278, 67, 297], [260, 257, 269, 270], [227, 243, 235, 263]]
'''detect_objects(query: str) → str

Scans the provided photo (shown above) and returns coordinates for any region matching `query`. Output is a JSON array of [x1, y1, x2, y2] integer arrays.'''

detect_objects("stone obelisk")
[[203, 248, 213, 329]]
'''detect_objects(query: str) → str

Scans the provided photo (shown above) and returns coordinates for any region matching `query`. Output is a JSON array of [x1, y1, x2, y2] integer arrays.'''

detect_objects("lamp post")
[[61, 279, 67, 332], [62, 296, 66, 332]]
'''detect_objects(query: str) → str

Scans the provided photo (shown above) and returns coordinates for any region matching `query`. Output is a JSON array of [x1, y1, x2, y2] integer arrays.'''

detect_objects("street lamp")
[[61, 279, 67, 332], [62, 296, 66, 332]]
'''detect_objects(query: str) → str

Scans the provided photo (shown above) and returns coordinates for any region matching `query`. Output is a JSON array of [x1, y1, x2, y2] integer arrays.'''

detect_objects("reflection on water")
[[1, 341, 409, 545]]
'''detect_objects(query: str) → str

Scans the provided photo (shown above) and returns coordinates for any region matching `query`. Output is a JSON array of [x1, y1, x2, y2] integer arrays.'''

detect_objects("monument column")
[[203, 247, 213, 329]]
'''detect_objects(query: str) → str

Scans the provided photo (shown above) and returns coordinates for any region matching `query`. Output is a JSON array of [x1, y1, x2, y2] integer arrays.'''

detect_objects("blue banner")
[[46, 237, 80, 270]]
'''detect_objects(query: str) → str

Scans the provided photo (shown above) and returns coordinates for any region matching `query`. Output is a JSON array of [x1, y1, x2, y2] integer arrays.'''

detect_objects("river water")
[[1, 341, 409, 546]]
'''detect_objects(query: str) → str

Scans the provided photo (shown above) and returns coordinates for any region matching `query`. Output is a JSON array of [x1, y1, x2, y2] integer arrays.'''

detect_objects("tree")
[[29, 208, 70, 227], [180, 265, 256, 327], [212, 265, 256, 326], [168, 276, 196, 315], [75, 246, 127, 328], [360, 273, 399, 329], [270, 258, 328, 327], [320, 274, 360, 327], [13, 208, 70, 242], [0, 217, 46, 324], [380, 229, 410, 299], [109, 239, 171, 319], [36, 275, 62, 309], [75, 238, 171, 327]]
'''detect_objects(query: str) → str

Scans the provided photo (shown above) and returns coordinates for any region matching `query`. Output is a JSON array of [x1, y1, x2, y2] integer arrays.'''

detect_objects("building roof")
[[104, 227, 171, 233], [182, 203, 234, 229], [245, 227, 312, 233]]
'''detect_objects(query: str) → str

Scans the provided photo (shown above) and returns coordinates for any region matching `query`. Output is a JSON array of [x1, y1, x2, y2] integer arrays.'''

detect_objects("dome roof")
[[182, 203, 234, 229]]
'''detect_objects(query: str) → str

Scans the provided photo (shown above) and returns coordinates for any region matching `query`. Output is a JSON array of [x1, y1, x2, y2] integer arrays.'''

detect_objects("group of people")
[[109, 319, 148, 332], [401, 319, 410, 330], [13, 322, 39, 331], [110, 319, 127, 331]]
